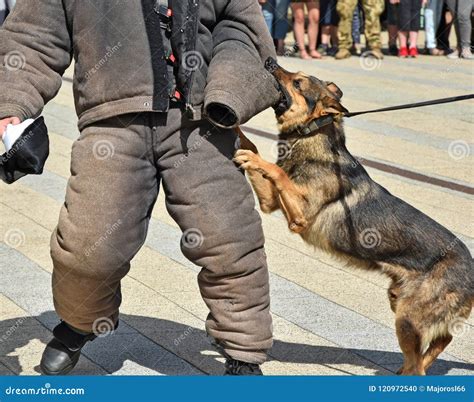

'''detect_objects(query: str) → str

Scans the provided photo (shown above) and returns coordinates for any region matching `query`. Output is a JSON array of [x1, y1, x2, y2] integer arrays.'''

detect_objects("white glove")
[[2, 119, 35, 152]]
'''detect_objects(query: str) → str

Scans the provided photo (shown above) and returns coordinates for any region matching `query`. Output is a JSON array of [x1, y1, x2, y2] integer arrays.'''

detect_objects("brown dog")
[[234, 59, 473, 375]]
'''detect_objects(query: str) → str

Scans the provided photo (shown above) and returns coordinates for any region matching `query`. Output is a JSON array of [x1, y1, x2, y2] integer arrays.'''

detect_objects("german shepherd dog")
[[234, 58, 473, 375]]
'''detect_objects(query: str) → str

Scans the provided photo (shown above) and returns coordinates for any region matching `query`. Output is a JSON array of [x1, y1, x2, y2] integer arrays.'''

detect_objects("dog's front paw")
[[233, 149, 264, 172]]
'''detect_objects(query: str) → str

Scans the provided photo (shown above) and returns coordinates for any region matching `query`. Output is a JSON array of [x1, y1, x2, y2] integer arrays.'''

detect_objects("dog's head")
[[265, 57, 348, 133]]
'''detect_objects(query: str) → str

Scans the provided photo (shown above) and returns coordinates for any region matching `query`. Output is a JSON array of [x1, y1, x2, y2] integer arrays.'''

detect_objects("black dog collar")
[[299, 115, 334, 136], [280, 115, 335, 140]]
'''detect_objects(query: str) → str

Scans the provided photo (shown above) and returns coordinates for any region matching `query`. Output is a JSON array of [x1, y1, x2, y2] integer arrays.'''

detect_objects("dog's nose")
[[265, 57, 279, 73]]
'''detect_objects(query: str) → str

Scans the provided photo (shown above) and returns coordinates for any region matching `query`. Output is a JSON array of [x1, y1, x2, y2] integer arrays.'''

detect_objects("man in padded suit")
[[0, 0, 280, 375]]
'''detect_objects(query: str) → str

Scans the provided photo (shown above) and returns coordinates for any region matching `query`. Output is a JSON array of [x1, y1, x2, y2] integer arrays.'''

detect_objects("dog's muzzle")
[[264, 57, 279, 74], [265, 57, 292, 117]]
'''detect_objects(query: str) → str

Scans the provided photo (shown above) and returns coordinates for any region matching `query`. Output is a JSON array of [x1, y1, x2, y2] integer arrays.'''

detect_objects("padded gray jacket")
[[0, 0, 280, 129]]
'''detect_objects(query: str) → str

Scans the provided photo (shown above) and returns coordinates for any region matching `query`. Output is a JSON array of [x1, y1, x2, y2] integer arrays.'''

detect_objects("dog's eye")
[[293, 80, 302, 90]]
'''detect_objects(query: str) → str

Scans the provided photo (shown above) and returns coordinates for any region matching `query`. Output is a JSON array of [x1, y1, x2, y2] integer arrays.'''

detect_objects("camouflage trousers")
[[336, 0, 385, 50]]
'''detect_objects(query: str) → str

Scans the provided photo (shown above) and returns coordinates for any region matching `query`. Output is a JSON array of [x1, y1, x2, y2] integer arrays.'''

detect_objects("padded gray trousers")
[[50, 109, 272, 364]]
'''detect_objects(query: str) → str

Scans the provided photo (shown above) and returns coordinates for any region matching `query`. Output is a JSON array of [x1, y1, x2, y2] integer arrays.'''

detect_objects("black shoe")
[[389, 44, 398, 56], [317, 44, 328, 56], [327, 46, 338, 57], [40, 321, 97, 375], [224, 358, 263, 375]]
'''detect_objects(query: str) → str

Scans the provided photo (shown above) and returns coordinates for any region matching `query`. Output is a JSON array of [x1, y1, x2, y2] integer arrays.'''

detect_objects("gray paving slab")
[[0, 362, 14, 375], [345, 117, 474, 157], [384, 57, 473, 75], [21, 171, 69, 206], [0, 243, 203, 375], [280, 55, 474, 89], [43, 102, 80, 140]]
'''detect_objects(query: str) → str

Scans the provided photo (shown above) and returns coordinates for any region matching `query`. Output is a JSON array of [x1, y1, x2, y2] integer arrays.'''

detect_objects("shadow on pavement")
[[0, 311, 472, 376]]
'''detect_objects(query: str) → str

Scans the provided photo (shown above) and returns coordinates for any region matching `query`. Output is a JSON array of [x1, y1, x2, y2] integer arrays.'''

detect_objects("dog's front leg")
[[237, 161, 280, 214], [246, 170, 280, 213], [234, 150, 309, 233], [234, 130, 280, 213]]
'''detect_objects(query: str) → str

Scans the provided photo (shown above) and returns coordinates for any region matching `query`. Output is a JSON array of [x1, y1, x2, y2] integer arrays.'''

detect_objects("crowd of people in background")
[[1, 0, 472, 60], [259, 0, 474, 59]]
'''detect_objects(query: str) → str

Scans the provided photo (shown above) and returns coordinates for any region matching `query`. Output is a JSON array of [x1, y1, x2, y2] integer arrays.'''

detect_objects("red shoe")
[[399, 47, 408, 58], [409, 47, 419, 58]]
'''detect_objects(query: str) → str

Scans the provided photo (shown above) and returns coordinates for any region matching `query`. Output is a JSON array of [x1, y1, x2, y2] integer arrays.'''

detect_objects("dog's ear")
[[325, 82, 343, 100], [321, 96, 349, 116]]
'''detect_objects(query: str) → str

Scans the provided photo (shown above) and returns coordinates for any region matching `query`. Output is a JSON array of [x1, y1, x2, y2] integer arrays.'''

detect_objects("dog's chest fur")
[[276, 132, 353, 252]]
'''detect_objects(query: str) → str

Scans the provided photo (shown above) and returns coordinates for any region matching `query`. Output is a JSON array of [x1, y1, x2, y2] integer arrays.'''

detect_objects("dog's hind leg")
[[395, 316, 425, 375], [422, 334, 453, 373], [387, 280, 402, 313]]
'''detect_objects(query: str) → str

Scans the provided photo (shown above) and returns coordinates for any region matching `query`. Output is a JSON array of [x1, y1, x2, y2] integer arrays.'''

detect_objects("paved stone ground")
[[0, 53, 473, 376]]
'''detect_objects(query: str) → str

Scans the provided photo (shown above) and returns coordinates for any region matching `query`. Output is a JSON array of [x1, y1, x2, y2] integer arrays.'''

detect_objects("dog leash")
[[344, 94, 474, 118], [280, 93, 474, 139]]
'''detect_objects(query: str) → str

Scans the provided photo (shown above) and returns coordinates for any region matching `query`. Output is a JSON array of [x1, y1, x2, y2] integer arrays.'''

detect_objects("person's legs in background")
[[425, 0, 445, 54], [307, 1, 323, 57], [436, 3, 454, 52], [446, 0, 474, 58], [398, 0, 414, 56], [456, 0, 473, 58], [261, 0, 275, 36], [329, 24, 339, 53], [319, 0, 339, 56], [336, 0, 358, 58], [361, 0, 385, 58], [291, 1, 311, 58], [407, 0, 423, 56], [352, 2, 363, 54], [432, 0, 445, 48], [424, 4, 436, 49], [387, 0, 400, 55], [471, 8, 474, 52], [291, 1, 321, 59], [274, 0, 291, 55]]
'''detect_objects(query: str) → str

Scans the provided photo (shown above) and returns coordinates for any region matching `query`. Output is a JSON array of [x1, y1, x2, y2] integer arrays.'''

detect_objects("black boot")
[[40, 321, 96, 375], [224, 358, 263, 375]]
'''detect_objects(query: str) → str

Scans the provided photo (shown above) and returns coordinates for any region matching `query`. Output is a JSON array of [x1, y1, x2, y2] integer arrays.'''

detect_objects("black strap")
[[280, 115, 334, 139], [344, 94, 474, 118], [300, 115, 334, 135], [281, 94, 473, 140]]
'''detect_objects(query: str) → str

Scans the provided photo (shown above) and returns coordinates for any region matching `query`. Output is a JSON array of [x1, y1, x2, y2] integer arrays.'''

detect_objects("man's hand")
[[0, 117, 21, 137]]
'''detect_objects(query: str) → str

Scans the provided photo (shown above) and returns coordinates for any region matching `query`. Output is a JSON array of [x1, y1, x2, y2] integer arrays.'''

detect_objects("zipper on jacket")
[[184, 0, 200, 115]]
